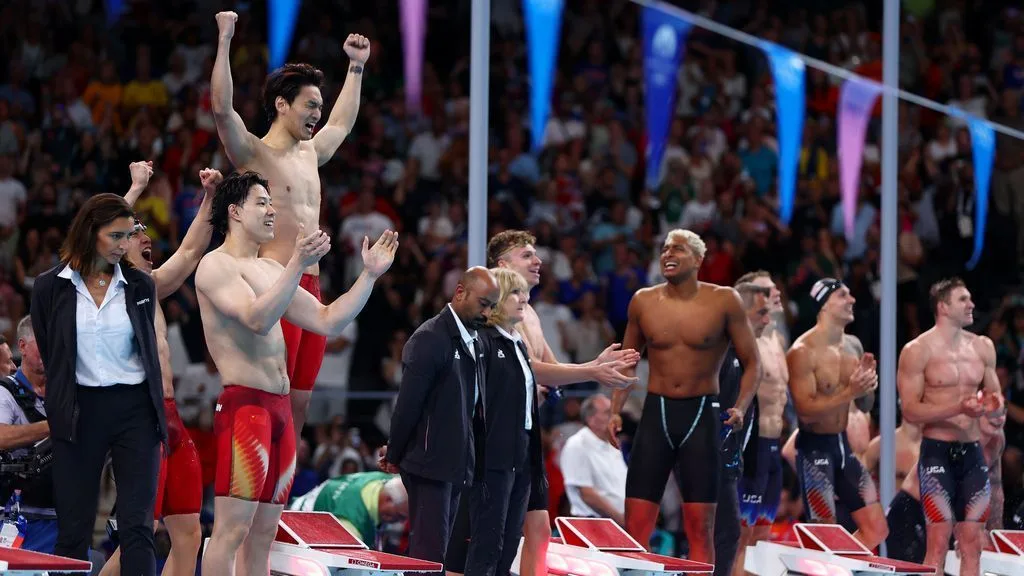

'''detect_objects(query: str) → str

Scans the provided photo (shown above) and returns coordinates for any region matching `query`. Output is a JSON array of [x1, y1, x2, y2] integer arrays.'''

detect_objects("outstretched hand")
[[594, 343, 641, 367], [198, 168, 223, 197], [362, 230, 399, 279], [129, 161, 154, 188], [344, 34, 371, 64], [591, 361, 641, 389]]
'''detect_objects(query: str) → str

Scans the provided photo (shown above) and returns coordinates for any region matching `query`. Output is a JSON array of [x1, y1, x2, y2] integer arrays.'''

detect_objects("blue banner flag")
[[104, 0, 124, 27], [269, 0, 302, 71], [642, 7, 692, 188], [762, 43, 806, 225], [966, 118, 995, 270], [523, 0, 564, 151]]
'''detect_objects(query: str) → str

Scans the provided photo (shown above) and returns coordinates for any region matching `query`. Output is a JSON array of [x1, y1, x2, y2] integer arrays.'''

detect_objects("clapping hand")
[[362, 230, 399, 279], [293, 226, 331, 269]]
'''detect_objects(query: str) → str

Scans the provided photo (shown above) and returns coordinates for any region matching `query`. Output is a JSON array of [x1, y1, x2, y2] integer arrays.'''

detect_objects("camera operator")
[[0, 316, 55, 553]]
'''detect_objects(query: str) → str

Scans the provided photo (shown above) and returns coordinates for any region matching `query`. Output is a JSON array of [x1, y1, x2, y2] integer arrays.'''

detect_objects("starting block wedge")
[[512, 516, 714, 575], [0, 547, 91, 574], [745, 524, 934, 575], [945, 530, 1024, 576], [204, 510, 443, 575]]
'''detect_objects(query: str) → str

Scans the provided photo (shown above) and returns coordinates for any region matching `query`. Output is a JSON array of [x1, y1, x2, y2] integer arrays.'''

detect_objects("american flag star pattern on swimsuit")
[[920, 472, 953, 524], [801, 458, 836, 521]]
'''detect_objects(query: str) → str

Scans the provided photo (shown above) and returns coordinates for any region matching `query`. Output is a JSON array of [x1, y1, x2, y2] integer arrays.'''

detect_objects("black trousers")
[[401, 470, 463, 572], [713, 474, 740, 576], [53, 384, 160, 575], [447, 430, 532, 576]]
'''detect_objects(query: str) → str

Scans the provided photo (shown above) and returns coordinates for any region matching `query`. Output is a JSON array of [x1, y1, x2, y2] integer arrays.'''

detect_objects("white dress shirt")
[[495, 325, 534, 430], [447, 304, 479, 405], [58, 264, 146, 387]]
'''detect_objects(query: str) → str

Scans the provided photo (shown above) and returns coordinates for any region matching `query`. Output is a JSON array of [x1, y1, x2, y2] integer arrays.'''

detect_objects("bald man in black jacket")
[[378, 268, 499, 566]]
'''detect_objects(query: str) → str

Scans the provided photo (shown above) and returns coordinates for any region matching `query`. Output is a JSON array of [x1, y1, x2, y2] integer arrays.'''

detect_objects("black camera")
[[0, 437, 53, 478]]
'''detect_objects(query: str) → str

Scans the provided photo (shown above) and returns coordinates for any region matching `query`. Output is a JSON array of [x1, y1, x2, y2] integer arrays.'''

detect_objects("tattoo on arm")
[[842, 335, 864, 358], [349, 65, 363, 75]]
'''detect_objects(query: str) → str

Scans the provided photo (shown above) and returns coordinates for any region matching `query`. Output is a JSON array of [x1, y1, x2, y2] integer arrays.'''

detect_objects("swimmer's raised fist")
[[293, 225, 331, 269], [216, 11, 237, 39], [343, 34, 371, 64], [198, 168, 223, 195], [362, 230, 398, 279], [129, 161, 153, 188]]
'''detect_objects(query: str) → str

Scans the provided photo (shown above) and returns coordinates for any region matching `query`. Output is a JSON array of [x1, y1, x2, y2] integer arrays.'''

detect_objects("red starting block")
[[204, 510, 442, 575], [0, 547, 91, 574], [746, 524, 934, 575], [946, 530, 1024, 576], [512, 516, 713, 575]]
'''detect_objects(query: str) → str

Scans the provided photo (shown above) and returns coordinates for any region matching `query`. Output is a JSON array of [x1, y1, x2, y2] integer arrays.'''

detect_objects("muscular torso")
[[632, 284, 732, 399], [197, 256, 290, 394], [244, 141, 322, 275], [795, 333, 862, 435], [154, 305, 174, 398], [757, 332, 789, 438], [918, 332, 986, 443]]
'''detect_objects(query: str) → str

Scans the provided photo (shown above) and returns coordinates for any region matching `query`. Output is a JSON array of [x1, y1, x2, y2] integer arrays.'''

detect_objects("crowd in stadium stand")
[[3, 0, 1024, 564]]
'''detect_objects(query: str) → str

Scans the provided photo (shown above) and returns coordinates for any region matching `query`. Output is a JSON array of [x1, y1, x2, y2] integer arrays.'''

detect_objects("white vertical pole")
[[468, 0, 491, 267], [879, 0, 901, 526]]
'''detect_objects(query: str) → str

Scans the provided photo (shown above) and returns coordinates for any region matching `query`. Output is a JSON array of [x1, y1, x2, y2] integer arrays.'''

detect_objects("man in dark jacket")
[[378, 267, 499, 565]]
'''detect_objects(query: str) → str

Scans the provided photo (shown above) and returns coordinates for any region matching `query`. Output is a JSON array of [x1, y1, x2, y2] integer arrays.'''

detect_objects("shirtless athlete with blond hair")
[[611, 228, 761, 564]]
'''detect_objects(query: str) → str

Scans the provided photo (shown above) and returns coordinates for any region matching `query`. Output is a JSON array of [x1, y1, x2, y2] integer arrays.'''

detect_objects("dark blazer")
[[387, 306, 488, 485], [30, 264, 167, 444], [479, 327, 543, 476]]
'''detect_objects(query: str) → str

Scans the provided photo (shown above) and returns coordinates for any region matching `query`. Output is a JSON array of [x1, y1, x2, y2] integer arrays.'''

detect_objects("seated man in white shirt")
[[560, 394, 629, 525]]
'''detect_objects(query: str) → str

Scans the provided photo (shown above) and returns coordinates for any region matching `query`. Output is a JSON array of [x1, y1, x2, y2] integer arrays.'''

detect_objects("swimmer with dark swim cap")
[[786, 278, 889, 550]]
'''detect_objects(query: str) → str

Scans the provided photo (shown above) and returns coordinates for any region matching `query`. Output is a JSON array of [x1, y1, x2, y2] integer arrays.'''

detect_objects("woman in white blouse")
[[31, 193, 166, 575]]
